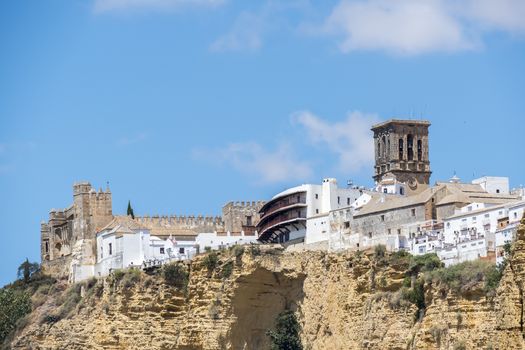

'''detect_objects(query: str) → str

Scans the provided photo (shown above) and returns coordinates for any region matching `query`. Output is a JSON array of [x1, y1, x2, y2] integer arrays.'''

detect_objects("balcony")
[[257, 209, 306, 242], [259, 191, 307, 218]]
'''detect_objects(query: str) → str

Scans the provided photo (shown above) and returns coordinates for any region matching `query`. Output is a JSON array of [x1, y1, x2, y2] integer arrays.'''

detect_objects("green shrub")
[[427, 260, 501, 295], [389, 250, 411, 266], [221, 261, 233, 279], [266, 310, 303, 350], [121, 269, 142, 289], [0, 288, 31, 343], [111, 269, 126, 283], [374, 244, 386, 259], [202, 252, 219, 271], [163, 263, 189, 290], [204, 246, 212, 253], [248, 245, 261, 257], [402, 278, 425, 318], [408, 253, 442, 275], [55, 284, 82, 320], [231, 245, 245, 258]]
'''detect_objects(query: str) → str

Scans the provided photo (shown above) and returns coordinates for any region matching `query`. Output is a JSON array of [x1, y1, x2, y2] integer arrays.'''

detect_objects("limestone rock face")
[[10, 219, 525, 349]]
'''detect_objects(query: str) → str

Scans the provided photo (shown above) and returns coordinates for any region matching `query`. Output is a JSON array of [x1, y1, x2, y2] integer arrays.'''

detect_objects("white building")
[[94, 218, 198, 278], [195, 231, 258, 252], [436, 233, 495, 267], [472, 176, 510, 195], [256, 178, 363, 245]]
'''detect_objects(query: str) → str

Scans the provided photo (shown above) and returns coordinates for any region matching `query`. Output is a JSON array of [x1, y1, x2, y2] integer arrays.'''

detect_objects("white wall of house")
[[437, 234, 494, 267], [472, 176, 510, 195], [443, 203, 506, 244], [508, 201, 525, 224], [305, 214, 329, 244], [195, 232, 258, 252], [495, 223, 518, 265]]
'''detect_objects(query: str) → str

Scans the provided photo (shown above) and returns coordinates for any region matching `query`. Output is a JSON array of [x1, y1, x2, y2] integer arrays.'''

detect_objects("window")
[[315, 193, 319, 199], [344, 221, 350, 229], [484, 214, 490, 218], [381, 215, 385, 222], [246, 215, 252, 226], [418, 246, 425, 254], [368, 232, 372, 238], [160, 247, 165, 254], [514, 212, 518, 219], [347, 198, 350, 205], [407, 134, 414, 161], [411, 208, 416, 216], [398, 138, 404, 160], [417, 139, 422, 160], [400, 187, 404, 195], [45, 241, 49, 253], [179, 247, 185, 254], [316, 209, 319, 214], [101, 246, 103, 259], [337, 196, 340, 204], [109, 243, 112, 255], [397, 229, 401, 235], [387, 229, 391, 234], [496, 189, 500, 194], [472, 216, 477, 221], [383, 188, 388, 194]]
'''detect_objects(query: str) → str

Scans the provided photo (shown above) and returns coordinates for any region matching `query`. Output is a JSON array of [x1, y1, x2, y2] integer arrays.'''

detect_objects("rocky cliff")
[[7, 217, 525, 350]]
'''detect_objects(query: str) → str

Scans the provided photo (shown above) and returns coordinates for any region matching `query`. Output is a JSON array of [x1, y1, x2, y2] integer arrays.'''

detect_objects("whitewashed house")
[[195, 231, 258, 252], [94, 217, 198, 277]]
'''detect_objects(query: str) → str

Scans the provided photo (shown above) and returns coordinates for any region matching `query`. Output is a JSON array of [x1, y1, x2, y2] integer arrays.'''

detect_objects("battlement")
[[223, 201, 266, 209], [135, 214, 223, 226]]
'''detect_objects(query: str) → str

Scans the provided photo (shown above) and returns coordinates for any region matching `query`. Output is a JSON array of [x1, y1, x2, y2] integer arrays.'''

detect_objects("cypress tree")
[[127, 200, 135, 219]]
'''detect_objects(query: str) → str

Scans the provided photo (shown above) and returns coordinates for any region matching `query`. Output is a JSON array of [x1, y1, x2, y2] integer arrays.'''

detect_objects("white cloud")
[[323, 0, 474, 55], [210, 0, 310, 53], [210, 11, 265, 52], [316, 0, 525, 55], [461, 0, 525, 34], [93, 0, 224, 13], [195, 142, 313, 184], [117, 133, 148, 146], [292, 110, 379, 173]]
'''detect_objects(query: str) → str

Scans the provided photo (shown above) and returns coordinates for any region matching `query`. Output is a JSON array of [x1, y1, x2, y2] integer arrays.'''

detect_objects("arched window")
[[417, 139, 422, 160], [54, 228, 62, 240], [407, 134, 414, 161], [382, 136, 386, 159], [377, 140, 381, 158], [398, 138, 404, 160]]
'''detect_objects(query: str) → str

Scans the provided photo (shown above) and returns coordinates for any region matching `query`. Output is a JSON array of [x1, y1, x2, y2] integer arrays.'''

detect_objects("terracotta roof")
[[354, 189, 433, 217], [98, 215, 146, 232]]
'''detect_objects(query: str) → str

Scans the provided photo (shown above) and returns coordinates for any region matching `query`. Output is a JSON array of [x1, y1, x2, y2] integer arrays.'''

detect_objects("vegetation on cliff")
[[267, 310, 303, 350]]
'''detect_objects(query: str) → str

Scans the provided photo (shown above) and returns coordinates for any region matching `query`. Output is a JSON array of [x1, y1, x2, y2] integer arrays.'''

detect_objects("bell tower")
[[371, 119, 431, 194]]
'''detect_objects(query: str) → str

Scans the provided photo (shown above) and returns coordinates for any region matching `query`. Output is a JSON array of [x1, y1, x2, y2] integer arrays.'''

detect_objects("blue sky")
[[1, 0, 524, 286]]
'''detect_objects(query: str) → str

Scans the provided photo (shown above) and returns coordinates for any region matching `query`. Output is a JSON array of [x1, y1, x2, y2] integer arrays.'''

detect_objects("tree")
[[266, 310, 303, 350], [127, 200, 135, 219], [0, 288, 31, 342], [17, 259, 39, 283]]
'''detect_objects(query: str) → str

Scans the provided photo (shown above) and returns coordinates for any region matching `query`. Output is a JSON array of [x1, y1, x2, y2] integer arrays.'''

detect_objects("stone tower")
[[371, 119, 431, 194]]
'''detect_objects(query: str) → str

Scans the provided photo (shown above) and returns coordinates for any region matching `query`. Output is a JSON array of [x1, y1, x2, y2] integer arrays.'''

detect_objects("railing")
[[257, 210, 306, 237], [260, 192, 307, 218]]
